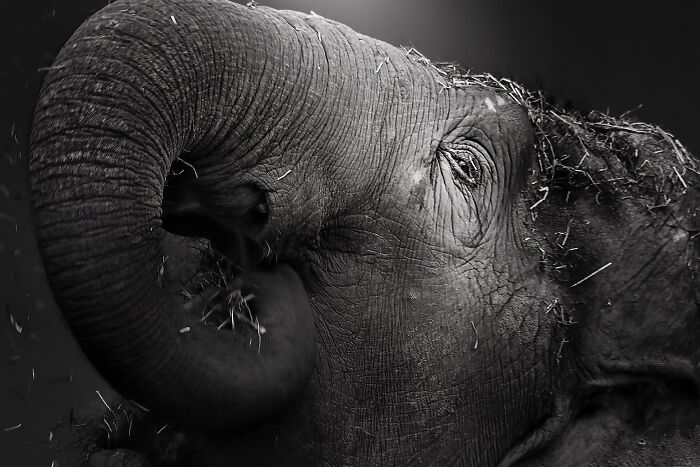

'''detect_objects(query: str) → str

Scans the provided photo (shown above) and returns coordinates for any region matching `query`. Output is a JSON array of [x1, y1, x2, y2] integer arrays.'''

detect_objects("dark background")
[[1, 1, 698, 465]]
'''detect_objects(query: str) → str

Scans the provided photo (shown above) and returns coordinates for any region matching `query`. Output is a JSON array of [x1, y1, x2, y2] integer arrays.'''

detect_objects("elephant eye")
[[437, 141, 483, 189]]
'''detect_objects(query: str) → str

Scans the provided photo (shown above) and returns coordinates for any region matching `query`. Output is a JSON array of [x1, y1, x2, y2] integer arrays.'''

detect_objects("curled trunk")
[[28, 0, 329, 430]]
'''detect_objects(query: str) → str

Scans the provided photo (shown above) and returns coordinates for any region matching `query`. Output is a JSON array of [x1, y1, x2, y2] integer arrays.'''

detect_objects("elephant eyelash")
[[436, 142, 483, 189]]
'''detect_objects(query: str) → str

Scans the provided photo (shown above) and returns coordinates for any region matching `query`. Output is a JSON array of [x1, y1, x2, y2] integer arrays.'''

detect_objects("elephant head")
[[29, 0, 699, 465]]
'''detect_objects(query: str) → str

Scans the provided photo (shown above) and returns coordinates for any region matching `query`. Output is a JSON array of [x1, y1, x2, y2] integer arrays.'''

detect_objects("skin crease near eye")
[[6, 1, 700, 466]]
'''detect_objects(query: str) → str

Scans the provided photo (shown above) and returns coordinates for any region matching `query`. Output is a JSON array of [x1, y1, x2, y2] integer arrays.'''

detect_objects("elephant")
[[28, 0, 700, 465]]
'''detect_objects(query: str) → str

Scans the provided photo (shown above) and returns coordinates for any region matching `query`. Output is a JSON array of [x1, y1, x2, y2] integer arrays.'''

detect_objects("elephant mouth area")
[[156, 230, 317, 432], [160, 231, 278, 337], [158, 181, 318, 413], [159, 179, 285, 337], [183, 241, 266, 335]]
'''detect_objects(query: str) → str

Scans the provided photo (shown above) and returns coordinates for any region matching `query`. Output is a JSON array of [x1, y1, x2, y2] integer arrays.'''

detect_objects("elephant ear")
[[511, 378, 700, 466], [497, 81, 700, 466]]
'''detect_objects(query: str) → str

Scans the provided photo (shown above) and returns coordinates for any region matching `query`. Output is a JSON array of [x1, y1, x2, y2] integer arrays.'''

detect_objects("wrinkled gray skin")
[[28, 0, 700, 465]]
